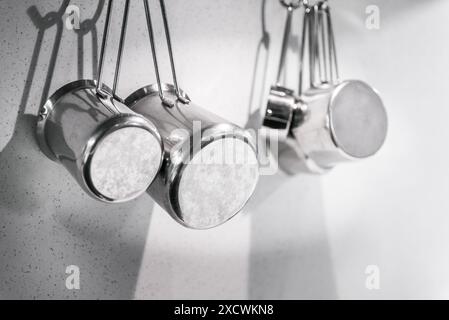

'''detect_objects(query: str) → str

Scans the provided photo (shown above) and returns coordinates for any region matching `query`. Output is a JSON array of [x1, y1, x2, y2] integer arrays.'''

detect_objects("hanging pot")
[[125, 0, 259, 229], [126, 84, 259, 229], [263, 1, 388, 174], [36, 0, 163, 202], [291, 1, 387, 173], [262, 2, 305, 142]]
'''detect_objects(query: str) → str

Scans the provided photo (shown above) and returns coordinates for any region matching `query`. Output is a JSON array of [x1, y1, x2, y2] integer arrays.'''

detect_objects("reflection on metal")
[[263, 1, 388, 174], [36, 0, 163, 203], [262, 3, 304, 142], [126, 84, 259, 229], [36, 80, 162, 203], [125, 0, 260, 229]]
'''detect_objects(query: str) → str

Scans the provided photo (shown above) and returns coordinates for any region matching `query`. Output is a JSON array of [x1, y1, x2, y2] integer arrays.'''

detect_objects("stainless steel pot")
[[126, 84, 259, 229], [36, 80, 163, 203], [35, 0, 163, 202], [263, 1, 388, 174], [125, 0, 259, 229], [289, 80, 388, 173], [292, 2, 387, 173], [262, 3, 304, 142]]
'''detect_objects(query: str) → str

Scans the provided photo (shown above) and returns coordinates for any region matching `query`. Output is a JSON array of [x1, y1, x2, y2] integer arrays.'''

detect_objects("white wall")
[[0, 0, 447, 299], [323, 0, 449, 299]]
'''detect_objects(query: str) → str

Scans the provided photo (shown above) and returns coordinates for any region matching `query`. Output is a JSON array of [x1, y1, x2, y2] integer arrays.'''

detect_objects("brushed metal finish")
[[36, 80, 163, 203], [262, 86, 296, 141], [288, 80, 388, 173], [261, 4, 303, 142], [262, 2, 388, 174], [126, 83, 260, 229]]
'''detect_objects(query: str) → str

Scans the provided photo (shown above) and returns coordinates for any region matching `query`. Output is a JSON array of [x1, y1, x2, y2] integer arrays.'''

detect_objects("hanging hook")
[[143, 0, 190, 108]]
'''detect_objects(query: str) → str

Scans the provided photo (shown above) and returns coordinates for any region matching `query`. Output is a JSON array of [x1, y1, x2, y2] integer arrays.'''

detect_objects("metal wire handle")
[[308, 1, 339, 88], [326, 2, 340, 83], [143, 0, 190, 107], [276, 3, 301, 87], [298, 4, 311, 95], [96, 0, 131, 103]]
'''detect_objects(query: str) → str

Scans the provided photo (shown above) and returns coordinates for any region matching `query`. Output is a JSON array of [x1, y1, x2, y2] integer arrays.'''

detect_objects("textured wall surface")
[[0, 0, 448, 299]]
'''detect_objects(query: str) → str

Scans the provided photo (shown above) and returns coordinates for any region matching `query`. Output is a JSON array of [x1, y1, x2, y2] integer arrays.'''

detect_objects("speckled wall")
[[1, 0, 449, 300]]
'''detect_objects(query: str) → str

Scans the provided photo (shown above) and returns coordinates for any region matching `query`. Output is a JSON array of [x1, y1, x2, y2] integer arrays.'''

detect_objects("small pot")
[[126, 83, 260, 229], [289, 80, 388, 173], [36, 79, 163, 203]]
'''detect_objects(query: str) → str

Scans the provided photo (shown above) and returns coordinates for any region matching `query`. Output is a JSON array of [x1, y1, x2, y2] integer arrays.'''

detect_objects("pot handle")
[[308, 1, 340, 88], [275, 1, 301, 88], [143, 0, 190, 107], [95, 0, 131, 104]]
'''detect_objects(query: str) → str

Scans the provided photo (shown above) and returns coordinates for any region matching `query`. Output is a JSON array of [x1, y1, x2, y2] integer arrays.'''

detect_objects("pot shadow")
[[245, 0, 338, 299], [0, 1, 154, 299]]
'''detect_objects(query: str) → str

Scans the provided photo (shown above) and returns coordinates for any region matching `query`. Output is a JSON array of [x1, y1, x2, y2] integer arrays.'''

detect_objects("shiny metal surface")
[[290, 2, 387, 172], [126, 83, 260, 229], [261, 3, 304, 141], [289, 80, 387, 173], [262, 85, 306, 141], [265, 1, 388, 174], [329, 81, 387, 159], [36, 80, 163, 202], [36, 1, 164, 202]]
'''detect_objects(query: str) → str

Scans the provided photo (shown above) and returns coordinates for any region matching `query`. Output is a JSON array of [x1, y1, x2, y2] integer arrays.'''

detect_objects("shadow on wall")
[[246, 0, 337, 299], [0, 0, 154, 299]]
